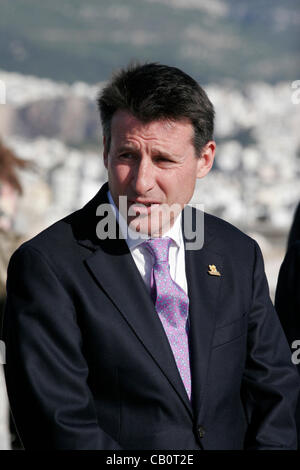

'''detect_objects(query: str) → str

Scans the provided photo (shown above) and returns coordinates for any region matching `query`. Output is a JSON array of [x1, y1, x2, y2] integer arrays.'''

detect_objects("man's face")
[[103, 110, 215, 236]]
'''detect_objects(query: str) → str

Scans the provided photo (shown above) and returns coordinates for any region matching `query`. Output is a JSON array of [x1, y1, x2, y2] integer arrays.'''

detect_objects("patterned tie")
[[144, 237, 191, 399]]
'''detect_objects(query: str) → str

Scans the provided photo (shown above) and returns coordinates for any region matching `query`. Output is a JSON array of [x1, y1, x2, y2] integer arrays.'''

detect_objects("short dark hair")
[[97, 62, 214, 154]]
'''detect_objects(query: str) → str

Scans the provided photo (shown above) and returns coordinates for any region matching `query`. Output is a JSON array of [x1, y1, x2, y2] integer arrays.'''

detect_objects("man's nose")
[[131, 158, 155, 194]]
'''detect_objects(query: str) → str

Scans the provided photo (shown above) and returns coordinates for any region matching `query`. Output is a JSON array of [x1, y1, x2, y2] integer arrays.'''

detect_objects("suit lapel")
[[183, 206, 223, 423]]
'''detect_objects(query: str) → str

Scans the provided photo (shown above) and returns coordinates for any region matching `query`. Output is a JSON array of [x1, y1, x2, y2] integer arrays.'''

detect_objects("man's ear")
[[103, 135, 108, 169], [196, 141, 216, 179]]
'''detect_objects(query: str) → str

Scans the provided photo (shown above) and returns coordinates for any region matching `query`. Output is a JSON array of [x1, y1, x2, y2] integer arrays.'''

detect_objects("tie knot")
[[144, 237, 172, 264]]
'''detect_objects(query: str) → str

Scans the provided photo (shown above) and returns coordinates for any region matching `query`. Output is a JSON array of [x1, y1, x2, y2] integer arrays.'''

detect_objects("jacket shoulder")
[[17, 210, 79, 254], [203, 211, 256, 249], [8, 206, 87, 274]]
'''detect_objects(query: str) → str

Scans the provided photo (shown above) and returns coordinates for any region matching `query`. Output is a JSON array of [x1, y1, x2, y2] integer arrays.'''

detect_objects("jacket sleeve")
[[241, 240, 300, 450], [1, 245, 123, 450]]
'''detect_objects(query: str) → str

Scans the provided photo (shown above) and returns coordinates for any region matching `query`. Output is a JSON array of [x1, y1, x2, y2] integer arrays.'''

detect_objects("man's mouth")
[[128, 200, 160, 215], [130, 199, 160, 205]]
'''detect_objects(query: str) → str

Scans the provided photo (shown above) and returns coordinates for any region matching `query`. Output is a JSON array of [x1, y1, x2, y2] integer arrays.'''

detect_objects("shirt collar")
[[107, 190, 182, 250]]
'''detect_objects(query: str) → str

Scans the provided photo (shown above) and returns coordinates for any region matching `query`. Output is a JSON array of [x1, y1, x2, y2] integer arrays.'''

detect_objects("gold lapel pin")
[[208, 264, 221, 276]]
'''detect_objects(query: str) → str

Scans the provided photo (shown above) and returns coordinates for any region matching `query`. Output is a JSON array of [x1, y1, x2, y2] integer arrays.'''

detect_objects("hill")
[[0, 0, 299, 84]]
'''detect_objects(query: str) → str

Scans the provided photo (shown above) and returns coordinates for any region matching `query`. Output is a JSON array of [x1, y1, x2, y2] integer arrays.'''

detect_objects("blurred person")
[[275, 240, 300, 359], [0, 138, 29, 231], [0, 139, 29, 304], [275, 203, 300, 447], [2, 63, 300, 450], [276, 202, 300, 347], [0, 138, 30, 451]]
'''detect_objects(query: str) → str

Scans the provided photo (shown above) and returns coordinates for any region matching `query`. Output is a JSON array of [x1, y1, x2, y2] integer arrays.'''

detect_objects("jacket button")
[[197, 425, 206, 439]]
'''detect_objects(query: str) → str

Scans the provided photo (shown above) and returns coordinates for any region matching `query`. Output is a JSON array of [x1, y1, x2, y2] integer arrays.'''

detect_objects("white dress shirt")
[[107, 191, 188, 296]]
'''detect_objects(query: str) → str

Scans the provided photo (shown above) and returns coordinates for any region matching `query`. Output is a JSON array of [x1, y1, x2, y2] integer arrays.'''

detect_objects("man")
[[2, 63, 300, 450]]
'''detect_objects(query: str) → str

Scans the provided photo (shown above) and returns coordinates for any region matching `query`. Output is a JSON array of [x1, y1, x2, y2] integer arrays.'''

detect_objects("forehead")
[[110, 110, 194, 148]]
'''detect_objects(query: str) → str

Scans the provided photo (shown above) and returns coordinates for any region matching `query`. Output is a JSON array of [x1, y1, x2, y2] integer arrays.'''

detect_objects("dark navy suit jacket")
[[2, 182, 300, 449]]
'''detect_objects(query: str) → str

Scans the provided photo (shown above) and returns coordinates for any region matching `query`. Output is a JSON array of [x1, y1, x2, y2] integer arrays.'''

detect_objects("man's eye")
[[156, 156, 174, 164], [120, 153, 134, 159]]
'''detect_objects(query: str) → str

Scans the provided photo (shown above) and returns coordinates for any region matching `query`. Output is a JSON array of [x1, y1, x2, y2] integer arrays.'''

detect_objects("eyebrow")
[[116, 145, 137, 153], [116, 145, 180, 160]]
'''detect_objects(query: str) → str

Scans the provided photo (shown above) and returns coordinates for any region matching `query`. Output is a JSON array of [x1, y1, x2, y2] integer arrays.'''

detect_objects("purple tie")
[[144, 237, 191, 399]]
